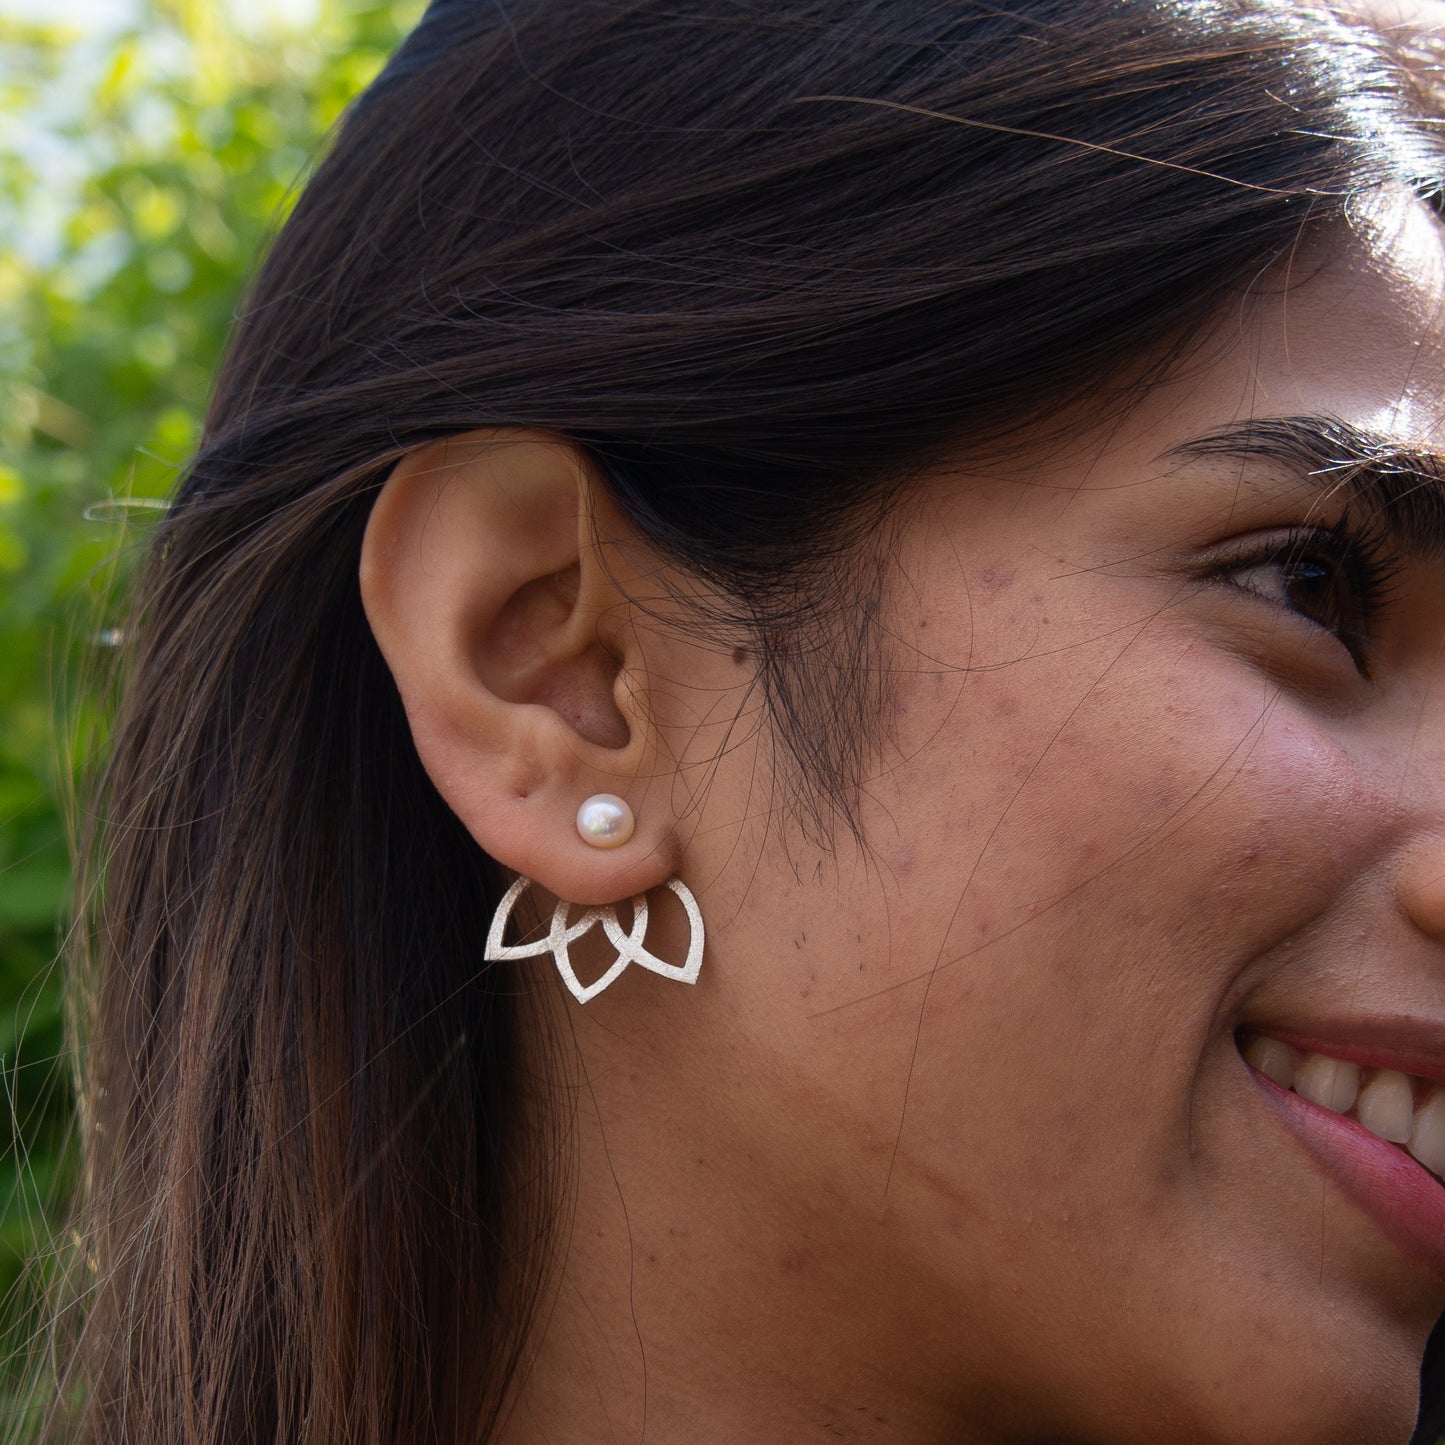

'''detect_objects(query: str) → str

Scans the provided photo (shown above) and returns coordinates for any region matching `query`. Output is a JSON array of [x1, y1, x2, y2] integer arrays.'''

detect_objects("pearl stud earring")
[[576, 793, 634, 849]]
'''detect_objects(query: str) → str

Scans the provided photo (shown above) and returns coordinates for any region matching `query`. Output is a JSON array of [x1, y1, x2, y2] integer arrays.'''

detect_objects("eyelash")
[[1209, 515, 1405, 676]]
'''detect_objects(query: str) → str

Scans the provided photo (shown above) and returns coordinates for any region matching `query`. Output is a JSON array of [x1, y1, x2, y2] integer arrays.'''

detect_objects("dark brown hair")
[[31, 2, 1445, 1441]]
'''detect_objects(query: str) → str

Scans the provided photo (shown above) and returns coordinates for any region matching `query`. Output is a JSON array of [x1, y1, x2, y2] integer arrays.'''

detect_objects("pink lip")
[[1248, 1066, 1445, 1283]]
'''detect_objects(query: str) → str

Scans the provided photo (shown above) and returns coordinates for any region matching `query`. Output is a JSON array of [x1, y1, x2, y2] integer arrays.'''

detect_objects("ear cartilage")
[[485, 876, 705, 1004], [576, 793, 635, 849]]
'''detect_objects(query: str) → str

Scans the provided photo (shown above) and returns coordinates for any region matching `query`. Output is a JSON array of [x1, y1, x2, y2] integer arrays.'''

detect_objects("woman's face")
[[558, 189, 1445, 1445]]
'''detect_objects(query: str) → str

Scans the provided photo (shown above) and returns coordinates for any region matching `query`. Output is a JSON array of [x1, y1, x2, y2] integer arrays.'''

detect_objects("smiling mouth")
[[1239, 1032, 1445, 1183]]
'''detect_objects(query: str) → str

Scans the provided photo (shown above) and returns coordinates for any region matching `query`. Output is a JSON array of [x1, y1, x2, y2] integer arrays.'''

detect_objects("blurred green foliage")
[[0, 0, 420, 1398]]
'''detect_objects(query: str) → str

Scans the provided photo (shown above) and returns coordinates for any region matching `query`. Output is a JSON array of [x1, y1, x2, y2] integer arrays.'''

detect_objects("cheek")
[[851, 647, 1394, 1179], [852, 671, 1320, 1207], [890, 646, 1375, 954]]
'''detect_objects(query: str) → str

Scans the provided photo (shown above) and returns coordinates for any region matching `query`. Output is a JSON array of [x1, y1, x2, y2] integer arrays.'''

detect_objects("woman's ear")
[[359, 430, 678, 905]]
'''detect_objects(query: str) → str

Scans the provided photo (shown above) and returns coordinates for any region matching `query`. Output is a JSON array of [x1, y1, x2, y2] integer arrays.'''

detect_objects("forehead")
[[911, 190, 1445, 562], [1245, 189, 1445, 439], [1057, 188, 1445, 484], [1229, 190, 1437, 423]]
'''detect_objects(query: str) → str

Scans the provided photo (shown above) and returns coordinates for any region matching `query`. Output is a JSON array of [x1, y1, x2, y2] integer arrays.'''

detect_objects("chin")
[[1153, 1315, 1426, 1445]]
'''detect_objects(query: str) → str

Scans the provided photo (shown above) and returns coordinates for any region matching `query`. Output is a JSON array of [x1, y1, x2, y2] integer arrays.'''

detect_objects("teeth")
[[1241, 1035, 1445, 1181], [1409, 1090, 1445, 1177], [1356, 1070, 1414, 1144], [1243, 1034, 1293, 1088], [1294, 1053, 1360, 1114]]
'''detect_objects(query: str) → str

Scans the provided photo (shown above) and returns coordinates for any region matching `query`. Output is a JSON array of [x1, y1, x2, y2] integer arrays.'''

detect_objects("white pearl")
[[576, 793, 634, 849]]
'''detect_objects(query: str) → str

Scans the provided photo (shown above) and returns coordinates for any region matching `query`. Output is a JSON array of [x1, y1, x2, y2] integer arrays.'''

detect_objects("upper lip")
[[1241, 1016, 1445, 1089]]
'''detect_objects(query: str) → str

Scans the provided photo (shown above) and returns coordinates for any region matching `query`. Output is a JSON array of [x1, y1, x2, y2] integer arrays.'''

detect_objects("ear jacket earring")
[[484, 795, 704, 1004]]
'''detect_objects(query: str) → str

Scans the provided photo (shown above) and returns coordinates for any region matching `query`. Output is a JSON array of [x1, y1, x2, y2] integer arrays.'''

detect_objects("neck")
[[490, 1033, 986, 1445]]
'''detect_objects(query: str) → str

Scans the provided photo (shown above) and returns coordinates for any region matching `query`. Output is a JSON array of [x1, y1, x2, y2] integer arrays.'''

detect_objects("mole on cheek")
[[1399, 854, 1445, 937]]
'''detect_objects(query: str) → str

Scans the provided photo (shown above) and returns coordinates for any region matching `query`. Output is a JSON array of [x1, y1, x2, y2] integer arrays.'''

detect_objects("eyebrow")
[[1167, 415, 1445, 560]]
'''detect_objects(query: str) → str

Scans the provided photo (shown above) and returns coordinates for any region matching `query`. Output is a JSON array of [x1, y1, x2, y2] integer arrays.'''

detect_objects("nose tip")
[[1397, 843, 1445, 940]]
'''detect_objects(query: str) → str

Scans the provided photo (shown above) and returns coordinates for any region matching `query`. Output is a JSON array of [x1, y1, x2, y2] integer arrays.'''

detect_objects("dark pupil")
[[1284, 557, 1343, 632]]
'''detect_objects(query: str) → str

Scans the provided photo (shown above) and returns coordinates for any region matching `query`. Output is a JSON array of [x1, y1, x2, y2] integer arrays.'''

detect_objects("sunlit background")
[[0, 0, 420, 1412]]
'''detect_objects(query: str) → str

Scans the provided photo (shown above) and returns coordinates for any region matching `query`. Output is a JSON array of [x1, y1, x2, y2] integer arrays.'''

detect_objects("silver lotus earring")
[[484, 795, 704, 1004]]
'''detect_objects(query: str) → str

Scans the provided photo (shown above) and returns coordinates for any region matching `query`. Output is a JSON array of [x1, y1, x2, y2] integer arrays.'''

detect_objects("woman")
[[38, 0, 1445, 1441]]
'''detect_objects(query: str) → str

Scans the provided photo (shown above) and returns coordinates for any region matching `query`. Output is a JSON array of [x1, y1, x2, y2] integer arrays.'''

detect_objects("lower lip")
[[1248, 1066, 1445, 1282]]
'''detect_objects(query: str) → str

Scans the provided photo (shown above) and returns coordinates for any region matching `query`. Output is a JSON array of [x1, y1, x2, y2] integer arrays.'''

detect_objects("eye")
[[1211, 525, 1399, 675], [1229, 545, 1355, 637]]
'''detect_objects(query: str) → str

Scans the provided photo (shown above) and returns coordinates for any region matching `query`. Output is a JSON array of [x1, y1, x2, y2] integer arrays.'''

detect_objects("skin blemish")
[[973, 562, 1017, 594]]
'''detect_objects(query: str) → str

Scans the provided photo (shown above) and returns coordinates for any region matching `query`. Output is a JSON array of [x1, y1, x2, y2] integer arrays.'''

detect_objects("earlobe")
[[358, 430, 678, 905]]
